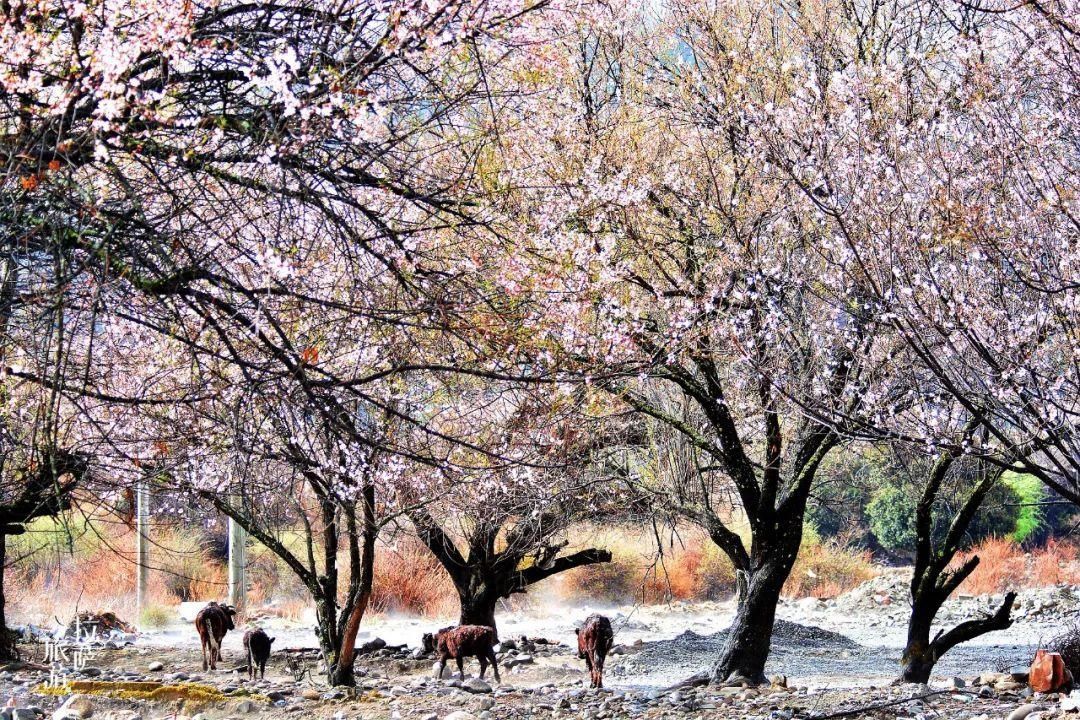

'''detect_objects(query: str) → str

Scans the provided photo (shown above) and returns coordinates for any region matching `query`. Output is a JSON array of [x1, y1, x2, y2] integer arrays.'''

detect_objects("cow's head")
[[421, 632, 436, 653], [223, 604, 237, 630]]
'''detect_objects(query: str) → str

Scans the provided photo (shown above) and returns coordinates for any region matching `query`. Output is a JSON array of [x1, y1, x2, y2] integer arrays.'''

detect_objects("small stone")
[[478, 698, 494, 710], [946, 677, 966, 689], [1007, 704, 1047, 720], [301, 689, 321, 700], [235, 701, 256, 714], [1062, 690, 1080, 712], [148, 662, 164, 672]]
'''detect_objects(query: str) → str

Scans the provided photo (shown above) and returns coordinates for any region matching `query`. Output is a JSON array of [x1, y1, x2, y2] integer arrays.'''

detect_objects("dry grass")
[[560, 525, 876, 604], [785, 536, 876, 599], [370, 539, 457, 617], [956, 537, 1080, 595], [11, 516, 1072, 629]]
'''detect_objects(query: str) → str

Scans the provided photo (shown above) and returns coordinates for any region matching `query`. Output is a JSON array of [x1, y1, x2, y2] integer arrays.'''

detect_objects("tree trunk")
[[458, 585, 499, 633], [0, 533, 13, 661], [711, 561, 787, 685], [899, 589, 1016, 684], [331, 488, 377, 687], [900, 600, 939, 684]]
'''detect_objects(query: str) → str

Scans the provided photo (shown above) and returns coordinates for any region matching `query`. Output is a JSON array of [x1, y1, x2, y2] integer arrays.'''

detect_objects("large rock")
[[52, 696, 94, 720], [463, 678, 492, 694], [1007, 704, 1047, 720]]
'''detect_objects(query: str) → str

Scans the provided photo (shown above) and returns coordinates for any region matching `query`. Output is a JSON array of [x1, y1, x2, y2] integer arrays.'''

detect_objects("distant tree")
[[407, 387, 624, 632]]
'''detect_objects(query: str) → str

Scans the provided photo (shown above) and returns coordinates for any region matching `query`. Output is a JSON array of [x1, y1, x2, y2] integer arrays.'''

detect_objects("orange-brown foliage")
[[957, 537, 1080, 595]]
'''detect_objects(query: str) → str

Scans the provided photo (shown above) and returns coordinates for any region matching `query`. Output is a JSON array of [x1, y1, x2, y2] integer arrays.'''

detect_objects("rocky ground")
[[4, 572, 1080, 720]]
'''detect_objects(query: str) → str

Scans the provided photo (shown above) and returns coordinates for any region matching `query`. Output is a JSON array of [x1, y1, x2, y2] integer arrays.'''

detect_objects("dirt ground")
[[5, 575, 1080, 720]]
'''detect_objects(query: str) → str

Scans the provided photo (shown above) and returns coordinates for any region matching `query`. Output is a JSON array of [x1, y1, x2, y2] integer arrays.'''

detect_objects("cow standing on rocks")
[[422, 625, 500, 682], [576, 614, 614, 689], [244, 627, 274, 680], [195, 602, 237, 671]]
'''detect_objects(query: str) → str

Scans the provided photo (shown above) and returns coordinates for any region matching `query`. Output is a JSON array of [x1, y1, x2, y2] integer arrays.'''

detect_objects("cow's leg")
[[478, 654, 488, 679], [436, 655, 448, 680], [456, 656, 465, 681], [595, 652, 605, 688], [489, 649, 501, 683]]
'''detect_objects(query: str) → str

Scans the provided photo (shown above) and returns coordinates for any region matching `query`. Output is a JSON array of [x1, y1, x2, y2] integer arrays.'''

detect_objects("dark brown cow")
[[422, 625, 500, 682], [576, 614, 613, 688], [194, 601, 236, 671], [243, 627, 274, 680]]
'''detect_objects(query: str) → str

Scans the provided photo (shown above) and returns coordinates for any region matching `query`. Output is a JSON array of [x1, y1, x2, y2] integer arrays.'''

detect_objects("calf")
[[576, 614, 613, 689], [243, 627, 274, 680], [194, 601, 237, 671], [422, 625, 500, 682]]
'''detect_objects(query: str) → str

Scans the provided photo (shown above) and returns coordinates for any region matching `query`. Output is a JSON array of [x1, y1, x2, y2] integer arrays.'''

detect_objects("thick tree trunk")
[[458, 586, 499, 633], [899, 590, 1016, 684], [0, 533, 13, 661], [710, 562, 787, 685], [900, 600, 939, 684]]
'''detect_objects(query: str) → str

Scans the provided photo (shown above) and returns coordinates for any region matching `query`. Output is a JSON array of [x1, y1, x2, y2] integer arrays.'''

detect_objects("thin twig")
[[811, 690, 952, 719]]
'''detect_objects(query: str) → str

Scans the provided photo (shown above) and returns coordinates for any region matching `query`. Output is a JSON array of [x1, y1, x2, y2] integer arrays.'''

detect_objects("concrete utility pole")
[[135, 480, 150, 615], [227, 515, 246, 611]]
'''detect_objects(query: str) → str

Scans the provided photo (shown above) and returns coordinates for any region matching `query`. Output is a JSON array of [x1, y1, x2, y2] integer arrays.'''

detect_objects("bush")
[[139, 604, 175, 628], [371, 539, 456, 616], [785, 530, 876, 599], [866, 477, 1021, 552], [866, 485, 917, 552]]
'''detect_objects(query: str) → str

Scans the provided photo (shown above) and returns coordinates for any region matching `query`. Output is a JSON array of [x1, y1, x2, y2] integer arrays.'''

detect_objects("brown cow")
[[243, 627, 274, 680], [422, 625, 500, 682], [576, 614, 613, 688], [195, 601, 236, 671]]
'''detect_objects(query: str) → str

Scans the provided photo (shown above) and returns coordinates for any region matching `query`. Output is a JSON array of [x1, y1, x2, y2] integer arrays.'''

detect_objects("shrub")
[[866, 478, 1021, 552], [866, 485, 917, 551], [371, 539, 456, 616], [139, 604, 175, 628], [785, 532, 876, 599]]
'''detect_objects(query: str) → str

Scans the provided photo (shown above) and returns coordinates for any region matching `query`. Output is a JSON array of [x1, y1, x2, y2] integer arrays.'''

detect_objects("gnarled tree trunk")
[[899, 448, 1016, 684], [411, 508, 611, 636]]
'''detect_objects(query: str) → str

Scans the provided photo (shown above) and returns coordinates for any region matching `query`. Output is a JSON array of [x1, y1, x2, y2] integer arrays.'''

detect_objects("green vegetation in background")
[[866, 478, 1021, 553], [1006, 472, 1046, 544]]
